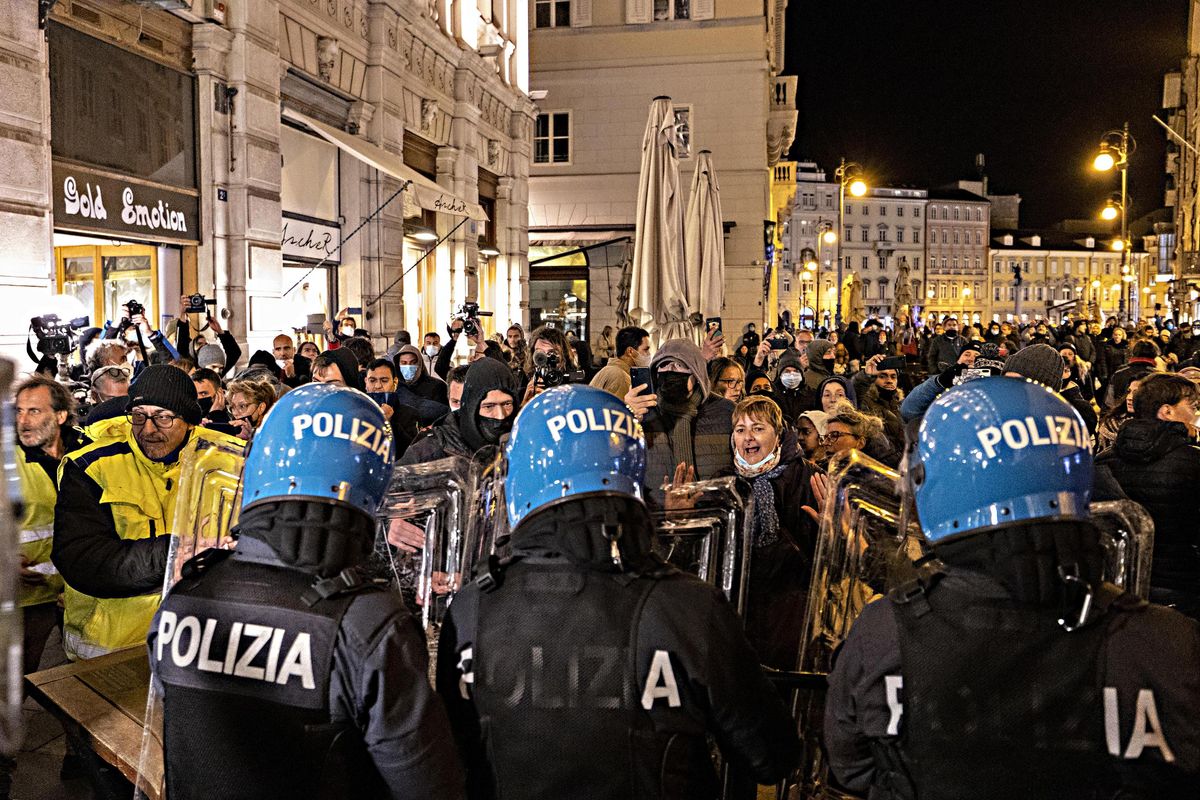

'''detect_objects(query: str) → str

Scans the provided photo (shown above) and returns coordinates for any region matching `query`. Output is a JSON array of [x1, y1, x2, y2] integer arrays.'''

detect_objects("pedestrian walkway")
[[11, 628, 88, 800]]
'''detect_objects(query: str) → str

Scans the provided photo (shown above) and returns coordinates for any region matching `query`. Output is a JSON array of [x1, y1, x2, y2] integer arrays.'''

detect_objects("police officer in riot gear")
[[150, 383, 464, 800], [437, 384, 799, 799], [825, 377, 1200, 800]]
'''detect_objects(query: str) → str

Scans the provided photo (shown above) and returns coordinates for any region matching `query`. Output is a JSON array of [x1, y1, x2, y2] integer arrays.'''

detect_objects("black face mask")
[[197, 396, 215, 415], [477, 414, 514, 445], [944, 330, 958, 339], [655, 372, 692, 405]]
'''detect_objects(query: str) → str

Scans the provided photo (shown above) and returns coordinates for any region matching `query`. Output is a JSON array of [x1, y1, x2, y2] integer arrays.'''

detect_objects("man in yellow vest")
[[52, 365, 242, 661], [13, 375, 83, 671]]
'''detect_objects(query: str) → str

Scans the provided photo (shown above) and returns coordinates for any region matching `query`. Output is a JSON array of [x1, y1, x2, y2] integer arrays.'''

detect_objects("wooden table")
[[26, 646, 163, 800]]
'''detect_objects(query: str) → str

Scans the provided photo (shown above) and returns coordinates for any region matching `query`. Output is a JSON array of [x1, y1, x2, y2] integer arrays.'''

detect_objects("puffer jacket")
[[1096, 419, 1200, 596]]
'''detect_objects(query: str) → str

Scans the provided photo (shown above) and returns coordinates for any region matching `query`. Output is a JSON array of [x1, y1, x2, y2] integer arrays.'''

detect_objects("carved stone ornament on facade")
[[317, 36, 340, 83], [421, 98, 438, 132], [360, 7, 368, 37], [387, 24, 397, 49], [327, 0, 337, 17], [487, 139, 499, 166]]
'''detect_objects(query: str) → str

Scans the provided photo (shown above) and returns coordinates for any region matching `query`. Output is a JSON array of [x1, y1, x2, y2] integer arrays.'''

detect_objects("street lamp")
[[800, 266, 814, 323], [1093, 123, 1136, 321], [962, 286, 971, 325], [809, 220, 836, 326], [834, 158, 868, 329]]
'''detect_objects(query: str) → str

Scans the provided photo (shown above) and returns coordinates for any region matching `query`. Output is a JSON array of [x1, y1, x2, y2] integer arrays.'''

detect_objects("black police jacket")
[[436, 518, 800, 799], [825, 565, 1200, 800], [149, 539, 465, 800]]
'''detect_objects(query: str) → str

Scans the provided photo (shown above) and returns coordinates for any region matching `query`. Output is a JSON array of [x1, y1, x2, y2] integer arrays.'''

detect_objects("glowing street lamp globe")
[[848, 179, 868, 197]]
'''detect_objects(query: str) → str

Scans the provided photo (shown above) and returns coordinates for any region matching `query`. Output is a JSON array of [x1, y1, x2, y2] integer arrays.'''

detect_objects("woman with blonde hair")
[[824, 400, 898, 467], [225, 378, 277, 440], [730, 394, 827, 668]]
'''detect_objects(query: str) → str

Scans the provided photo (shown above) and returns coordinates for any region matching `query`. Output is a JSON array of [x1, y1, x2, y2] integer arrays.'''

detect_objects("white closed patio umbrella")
[[684, 150, 725, 341], [628, 96, 691, 343]]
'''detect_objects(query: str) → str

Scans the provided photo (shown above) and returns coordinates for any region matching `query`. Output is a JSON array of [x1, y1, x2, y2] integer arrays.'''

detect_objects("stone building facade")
[[0, 0, 532, 363]]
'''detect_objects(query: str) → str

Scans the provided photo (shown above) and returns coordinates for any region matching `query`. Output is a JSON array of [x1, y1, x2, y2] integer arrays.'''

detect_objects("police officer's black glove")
[[936, 363, 966, 389]]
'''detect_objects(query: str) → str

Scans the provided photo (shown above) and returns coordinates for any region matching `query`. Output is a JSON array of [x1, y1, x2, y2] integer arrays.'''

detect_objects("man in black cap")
[[52, 364, 244, 662]]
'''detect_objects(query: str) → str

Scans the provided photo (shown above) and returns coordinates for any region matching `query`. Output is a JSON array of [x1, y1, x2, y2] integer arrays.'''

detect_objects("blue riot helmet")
[[505, 384, 646, 530], [912, 377, 1093, 543], [241, 382, 393, 517]]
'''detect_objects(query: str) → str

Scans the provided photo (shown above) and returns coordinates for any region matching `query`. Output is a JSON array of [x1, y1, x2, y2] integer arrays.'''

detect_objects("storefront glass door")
[[55, 243, 158, 327]]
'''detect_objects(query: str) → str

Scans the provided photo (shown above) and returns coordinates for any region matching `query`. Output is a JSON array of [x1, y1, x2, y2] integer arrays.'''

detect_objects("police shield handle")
[[624, 382, 657, 421]]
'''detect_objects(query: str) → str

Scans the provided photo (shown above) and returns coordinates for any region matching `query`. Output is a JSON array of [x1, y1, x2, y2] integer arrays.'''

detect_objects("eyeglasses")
[[92, 364, 133, 382], [824, 431, 860, 442], [717, 379, 744, 388], [129, 410, 180, 428], [227, 401, 260, 416]]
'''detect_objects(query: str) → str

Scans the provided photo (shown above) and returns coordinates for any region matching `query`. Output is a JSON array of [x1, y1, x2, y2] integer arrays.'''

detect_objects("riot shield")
[[652, 476, 751, 612], [373, 455, 471, 637], [0, 358, 21, 759], [1091, 499, 1155, 599], [788, 450, 920, 800], [460, 445, 509, 577], [136, 435, 247, 799], [159, 437, 248, 594]]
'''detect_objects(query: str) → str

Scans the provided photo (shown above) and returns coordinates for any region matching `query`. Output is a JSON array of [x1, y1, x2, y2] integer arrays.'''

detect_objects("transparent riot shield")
[[374, 455, 471, 639], [460, 445, 509, 577], [652, 477, 751, 611], [136, 436, 248, 799], [788, 450, 921, 800], [0, 358, 21, 759], [1091, 499, 1155, 599]]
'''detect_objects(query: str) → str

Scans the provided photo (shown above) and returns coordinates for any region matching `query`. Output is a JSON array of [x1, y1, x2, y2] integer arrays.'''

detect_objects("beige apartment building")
[[0, 0, 531, 362], [526, 0, 795, 340]]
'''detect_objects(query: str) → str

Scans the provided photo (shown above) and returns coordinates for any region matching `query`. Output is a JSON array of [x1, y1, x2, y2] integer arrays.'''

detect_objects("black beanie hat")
[[128, 364, 202, 424]]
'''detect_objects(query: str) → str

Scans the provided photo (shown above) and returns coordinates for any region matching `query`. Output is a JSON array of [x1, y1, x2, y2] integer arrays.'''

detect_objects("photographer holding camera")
[[106, 300, 178, 370], [434, 303, 493, 380], [174, 295, 242, 377], [521, 325, 585, 404]]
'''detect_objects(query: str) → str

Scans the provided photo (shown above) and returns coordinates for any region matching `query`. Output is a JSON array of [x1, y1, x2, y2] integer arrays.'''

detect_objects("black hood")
[[1112, 419, 1194, 465], [319, 348, 363, 391], [459, 357, 517, 452]]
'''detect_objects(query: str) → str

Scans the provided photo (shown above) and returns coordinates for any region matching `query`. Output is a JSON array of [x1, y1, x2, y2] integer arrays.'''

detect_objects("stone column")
[[205, 0, 283, 359], [507, 104, 534, 329], [0, 5, 53, 360]]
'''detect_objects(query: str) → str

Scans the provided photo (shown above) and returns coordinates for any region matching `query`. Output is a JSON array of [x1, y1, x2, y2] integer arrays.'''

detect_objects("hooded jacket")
[[816, 374, 858, 413], [771, 349, 814, 422], [396, 344, 449, 405], [1096, 419, 1200, 596], [400, 357, 516, 464], [643, 341, 734, 499], [319, 348, 364, 391], [803, 340, 835, 392]]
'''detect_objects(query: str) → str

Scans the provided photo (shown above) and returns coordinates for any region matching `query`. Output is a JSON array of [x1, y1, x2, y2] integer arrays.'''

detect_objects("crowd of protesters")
[[13, 288, 1200, 798]]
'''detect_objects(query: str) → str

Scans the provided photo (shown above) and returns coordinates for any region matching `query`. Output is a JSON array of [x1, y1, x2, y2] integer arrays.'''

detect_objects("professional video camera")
[[448, 301, 493, 338], [185, 293, 216, 314], [532, 350, 585, 387], [30, 312, 89, 358]]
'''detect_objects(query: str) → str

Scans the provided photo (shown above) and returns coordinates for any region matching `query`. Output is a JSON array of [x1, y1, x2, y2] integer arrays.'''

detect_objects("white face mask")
[[424, 344, 440, 357], [633, 353, 652, 368], [734, 446, 779, 477], [275, 358, 288, 369], [341, 326, 355, 336], [780, 371, 802, 389]]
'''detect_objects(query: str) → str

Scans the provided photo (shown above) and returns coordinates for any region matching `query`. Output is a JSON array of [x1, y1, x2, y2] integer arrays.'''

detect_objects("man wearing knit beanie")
[[51, 363, 240, 662], [1003, 343, 1065, 392], [196, 343, 226, 373]]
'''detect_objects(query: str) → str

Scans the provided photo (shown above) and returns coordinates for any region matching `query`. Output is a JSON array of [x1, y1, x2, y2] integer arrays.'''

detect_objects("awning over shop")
[[282, 107, 488, 222]]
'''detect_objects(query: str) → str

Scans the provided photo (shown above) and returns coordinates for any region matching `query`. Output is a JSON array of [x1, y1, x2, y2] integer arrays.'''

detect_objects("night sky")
[[785, 1, 1188, 228]]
